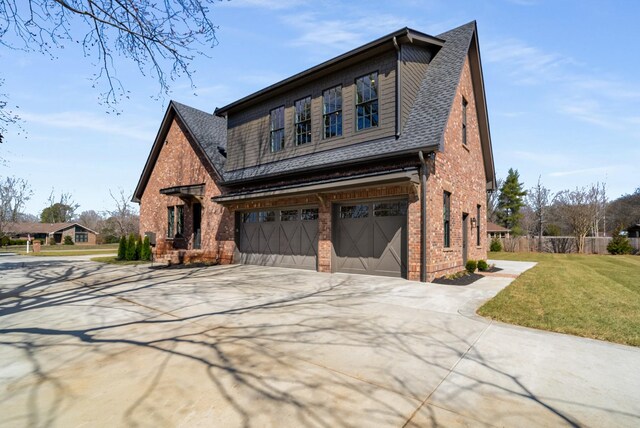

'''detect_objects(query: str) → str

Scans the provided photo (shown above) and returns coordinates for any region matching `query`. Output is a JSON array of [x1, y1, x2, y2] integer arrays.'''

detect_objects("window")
[[373, 202, 407, 217], [75, 233, 88, 243], [176, 205, 184, 236], [280, 209, 299, 222], [259, 211, 275, 222], [294, 96, 312, 145], [323, 86, 342, 138], [340, 205, 369, 219], [270, 106, 285, 152], [355, 72, 379, 131], [301, 208, 319, 220], [462, 97, 468, 145], [242, 212, 258, 223], [167, 207, 175, 237], [443, 192, 451, 247], [476, 204, 481, 246]]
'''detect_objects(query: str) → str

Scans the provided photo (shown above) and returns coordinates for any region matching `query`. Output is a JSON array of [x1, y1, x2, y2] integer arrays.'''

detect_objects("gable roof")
[[7, 222, 98, 235], [132, 101, 227, 203], [221, 21, 495, 188], [487, 221, 511, 233]]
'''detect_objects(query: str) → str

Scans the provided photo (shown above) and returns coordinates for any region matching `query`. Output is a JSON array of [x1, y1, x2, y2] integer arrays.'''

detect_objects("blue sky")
[[1, 0, 639, 215]]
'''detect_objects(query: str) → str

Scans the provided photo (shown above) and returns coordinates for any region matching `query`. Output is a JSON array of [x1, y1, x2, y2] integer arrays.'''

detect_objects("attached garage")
[[237, 207, 319, 270], [333, 200, 407, 278]]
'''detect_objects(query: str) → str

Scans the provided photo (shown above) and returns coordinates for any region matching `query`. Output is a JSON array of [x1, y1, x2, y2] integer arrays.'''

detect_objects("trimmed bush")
[[607, 227, 633, 255], [117, 236, 126, 260], [135, 235, 142, 260], [141, 236, 152, 261], [490, 237, 502, 252], [477, 260, 489, 271], [465, 259, 477, 274], [63, 235, 74, 245], [125, 234, 137, 261]]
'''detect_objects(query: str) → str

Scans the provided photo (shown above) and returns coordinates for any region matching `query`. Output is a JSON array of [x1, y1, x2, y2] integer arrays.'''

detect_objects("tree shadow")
[[0, 260, 638, 427]]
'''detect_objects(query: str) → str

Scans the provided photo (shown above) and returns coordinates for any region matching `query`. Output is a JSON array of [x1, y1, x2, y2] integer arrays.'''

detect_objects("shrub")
[[490, 237, 502, 252], [125, 234, 137, 261], [117, 236, 126, 260], [135, 235, 142, 260], [63, 235, 74, 245], [465, 259, 477, 273], [607, 227, 633, 255], [141, 236, 152, 261], [477, 260, 489, 271]]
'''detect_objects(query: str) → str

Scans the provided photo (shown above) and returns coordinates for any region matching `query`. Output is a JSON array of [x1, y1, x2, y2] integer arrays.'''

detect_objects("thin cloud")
[[20, 111, 155, 141], [549, 166, 612, 177], [220, 0, 305, 10]]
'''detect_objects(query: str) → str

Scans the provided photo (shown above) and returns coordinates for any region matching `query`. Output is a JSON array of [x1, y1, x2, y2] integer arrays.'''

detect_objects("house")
[[487, 221, 511, 239], [627, 224, 640, 238], [7, 222, 98, 245], [133, 21, 496, 281]]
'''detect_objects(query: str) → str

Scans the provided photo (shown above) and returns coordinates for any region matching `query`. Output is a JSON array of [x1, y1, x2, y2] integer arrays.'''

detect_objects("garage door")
[[333, 200, 407, 278], [237, 207, 318, 270]]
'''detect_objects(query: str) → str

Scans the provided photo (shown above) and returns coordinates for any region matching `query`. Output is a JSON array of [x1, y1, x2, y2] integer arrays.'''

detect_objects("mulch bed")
[[432, 272, 484, 286]]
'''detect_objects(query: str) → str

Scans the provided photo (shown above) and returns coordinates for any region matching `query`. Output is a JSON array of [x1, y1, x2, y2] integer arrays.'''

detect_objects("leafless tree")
[[78, 210, 103, 231], [40, 190, 80, 223], [486, 178, 503, 223], [591, 182, 607, 237], [527, 176, 551, 251], [0, 0, 220, 142], [104, 188, 139, 237], [553, 185, 600, 253], [0, 176, 33, 238]]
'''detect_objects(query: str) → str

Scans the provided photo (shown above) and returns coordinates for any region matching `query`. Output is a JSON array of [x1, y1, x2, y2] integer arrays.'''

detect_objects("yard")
[[479, 252, 640, 346], [0, 243, 118, 256]]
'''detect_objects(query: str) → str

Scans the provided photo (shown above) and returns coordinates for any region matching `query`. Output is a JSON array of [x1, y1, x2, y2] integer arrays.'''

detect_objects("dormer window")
[[294, 96, 312, 145], [270, 106, 285, 152], [355, 72, 379, 131]]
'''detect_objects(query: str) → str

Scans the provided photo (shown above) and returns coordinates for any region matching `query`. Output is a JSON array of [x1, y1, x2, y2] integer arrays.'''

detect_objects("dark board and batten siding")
[[225, 50, 398, 172]]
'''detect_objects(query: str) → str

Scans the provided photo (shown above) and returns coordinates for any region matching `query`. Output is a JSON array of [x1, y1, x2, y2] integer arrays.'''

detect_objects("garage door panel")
[[238, 207, 318, 271], [334, 200, 407, 278]]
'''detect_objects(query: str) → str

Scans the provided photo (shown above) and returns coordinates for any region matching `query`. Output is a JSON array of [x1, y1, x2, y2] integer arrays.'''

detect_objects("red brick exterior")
[[138, 117, 235, 263], [423, 57, 487, 280], [138, 57, 487, 280]]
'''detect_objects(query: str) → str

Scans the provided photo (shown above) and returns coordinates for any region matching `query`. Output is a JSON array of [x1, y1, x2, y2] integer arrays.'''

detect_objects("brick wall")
[[424, 56, 488, 280], [139, 117, 235, 262]]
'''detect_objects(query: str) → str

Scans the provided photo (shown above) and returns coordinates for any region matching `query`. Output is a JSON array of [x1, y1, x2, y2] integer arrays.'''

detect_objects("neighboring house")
[[7, 222, 98, 245], [627, 224, 640, 238], [133, 21, 496, 281], [487, 221, 511, 239]]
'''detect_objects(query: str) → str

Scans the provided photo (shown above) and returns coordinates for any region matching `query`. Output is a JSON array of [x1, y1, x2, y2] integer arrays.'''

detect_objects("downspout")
[[418, 151, 429, 282], [393, 36, 401, 138]]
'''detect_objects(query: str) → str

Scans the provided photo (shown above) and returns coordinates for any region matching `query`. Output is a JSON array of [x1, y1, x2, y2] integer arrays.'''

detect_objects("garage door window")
[[301, 208, 319, 220], [243, 212, 258, 223], [281, 210, 299, 221], [259, 211, 276, 222], [373, 202, 407, 217], [340, 205, 369, 218]]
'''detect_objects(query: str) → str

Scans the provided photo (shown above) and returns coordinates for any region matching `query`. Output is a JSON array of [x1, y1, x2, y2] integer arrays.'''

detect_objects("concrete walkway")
[[0, 256, 638, 427]]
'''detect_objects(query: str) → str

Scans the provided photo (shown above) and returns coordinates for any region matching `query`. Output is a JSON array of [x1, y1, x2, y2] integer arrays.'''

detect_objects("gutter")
[[418, 150, 434, 283]]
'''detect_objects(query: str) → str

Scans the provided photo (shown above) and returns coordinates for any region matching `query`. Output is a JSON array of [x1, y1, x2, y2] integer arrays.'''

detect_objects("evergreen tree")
[[117, 236, 126, 260], [135, 235, 142, 260], [141, 236, 152, 261], [497, 168, 527, 235], [607, 226, 633, 255], [125, 233, 137, 261]]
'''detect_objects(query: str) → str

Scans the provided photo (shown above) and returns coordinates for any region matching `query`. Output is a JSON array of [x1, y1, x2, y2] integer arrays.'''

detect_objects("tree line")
[[0, 176, 138, 243], [489, 168, 639, 253]]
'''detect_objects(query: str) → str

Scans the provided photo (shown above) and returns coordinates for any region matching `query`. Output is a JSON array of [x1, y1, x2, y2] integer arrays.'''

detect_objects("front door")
[[462, 213, 469, 265], [193, 203, 202, 250]]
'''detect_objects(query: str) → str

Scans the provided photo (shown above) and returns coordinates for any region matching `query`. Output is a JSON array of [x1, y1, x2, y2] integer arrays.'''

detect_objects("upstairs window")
[[443, 191, 451, 248], [462, 97, 468, 145], [270, 106, 285, 152], [167, 207, 175, 238], [294, 96, 312, 145], [323, 86, 342, 138], [355, 72, 379, 131]]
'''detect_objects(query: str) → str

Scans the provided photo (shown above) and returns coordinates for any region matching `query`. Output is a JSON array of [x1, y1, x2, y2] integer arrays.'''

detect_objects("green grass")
[[479, 252, 640, 346], [22, 249, 118, 256], [90, 256, 151, 265], [7, 243, 119, 256]]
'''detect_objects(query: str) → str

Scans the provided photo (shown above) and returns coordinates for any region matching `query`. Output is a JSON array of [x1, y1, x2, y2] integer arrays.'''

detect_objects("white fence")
[[495, 236, 640, 254]]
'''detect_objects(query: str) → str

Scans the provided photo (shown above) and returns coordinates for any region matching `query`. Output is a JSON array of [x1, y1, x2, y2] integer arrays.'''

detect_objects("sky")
[[1, 0, 639, 216]]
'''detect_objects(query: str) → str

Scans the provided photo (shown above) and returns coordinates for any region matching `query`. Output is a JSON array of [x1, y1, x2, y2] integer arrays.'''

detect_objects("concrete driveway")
[[0, 257, 638, 427]]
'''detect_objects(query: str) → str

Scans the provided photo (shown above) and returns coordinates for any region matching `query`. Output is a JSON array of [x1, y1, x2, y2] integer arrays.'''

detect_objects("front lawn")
[[478, 252, 640, 346]]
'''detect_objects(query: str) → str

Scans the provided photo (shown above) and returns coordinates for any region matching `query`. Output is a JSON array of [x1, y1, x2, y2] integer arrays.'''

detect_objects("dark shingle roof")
[[222, 22, 476, 184], [172, 101, 227, 175]]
